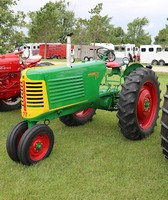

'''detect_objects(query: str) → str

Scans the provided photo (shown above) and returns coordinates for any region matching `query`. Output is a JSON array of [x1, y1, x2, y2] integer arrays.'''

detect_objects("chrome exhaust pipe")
[[66, 33, 73, 68]]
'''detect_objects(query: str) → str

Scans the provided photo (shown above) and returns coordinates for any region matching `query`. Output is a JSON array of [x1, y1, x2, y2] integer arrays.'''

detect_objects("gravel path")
[[151, 66, 168, 72]]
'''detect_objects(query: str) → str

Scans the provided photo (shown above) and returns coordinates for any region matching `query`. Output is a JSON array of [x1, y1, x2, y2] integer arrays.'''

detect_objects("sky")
[[13, 0, 168, 42]]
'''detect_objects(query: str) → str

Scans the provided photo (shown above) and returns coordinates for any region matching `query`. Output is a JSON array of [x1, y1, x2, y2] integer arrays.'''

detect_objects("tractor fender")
[[122, 63, 143, 78]]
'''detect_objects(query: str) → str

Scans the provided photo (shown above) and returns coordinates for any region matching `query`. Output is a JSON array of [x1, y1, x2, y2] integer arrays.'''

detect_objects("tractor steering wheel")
[[96, 47, 116, 62]]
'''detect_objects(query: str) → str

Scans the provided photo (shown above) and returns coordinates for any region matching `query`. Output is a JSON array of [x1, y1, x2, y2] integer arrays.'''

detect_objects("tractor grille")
[[47, 75, 85, 105], [20, 81, 44, 108]]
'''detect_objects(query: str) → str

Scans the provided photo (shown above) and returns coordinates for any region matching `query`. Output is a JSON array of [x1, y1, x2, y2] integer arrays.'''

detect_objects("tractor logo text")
[[0, 66, 11, 70], [88, 72, 99, 79]]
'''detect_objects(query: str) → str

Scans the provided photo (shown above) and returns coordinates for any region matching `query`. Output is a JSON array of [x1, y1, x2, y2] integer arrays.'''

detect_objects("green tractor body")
[[21, 60, 107, 124], [7, 47, 161, 165], [21, 60, 143, 125]]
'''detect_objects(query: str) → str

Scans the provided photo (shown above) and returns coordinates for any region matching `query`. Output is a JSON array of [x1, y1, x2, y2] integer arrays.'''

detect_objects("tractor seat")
[[106, 58, 125, 68]]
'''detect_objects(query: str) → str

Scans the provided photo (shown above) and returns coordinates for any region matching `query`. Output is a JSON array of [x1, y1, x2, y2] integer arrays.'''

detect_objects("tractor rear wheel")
[[161, 84, 168, 158], [6, 121, 28, 162], [59, 108, 96, 126], [117, 68, 160, 140], [17, 124, 54, 165], [0, 97, 21, 111]]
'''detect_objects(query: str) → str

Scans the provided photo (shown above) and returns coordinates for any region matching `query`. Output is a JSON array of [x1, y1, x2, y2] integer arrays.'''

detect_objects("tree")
[[124, 17, 152, 46], [154, 18, 168, 46], [108, 26, 125, 44], [28, 0, 75, 43], [72, 18, 89, 44], [0, 0, 26, 53], [87, 3, 113, 44], [73, 3, 114, 44], [72, 3, 125, 46]]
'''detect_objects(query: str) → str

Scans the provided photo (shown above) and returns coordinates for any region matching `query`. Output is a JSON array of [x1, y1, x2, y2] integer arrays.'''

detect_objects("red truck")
[[39, 43, 74, 59]]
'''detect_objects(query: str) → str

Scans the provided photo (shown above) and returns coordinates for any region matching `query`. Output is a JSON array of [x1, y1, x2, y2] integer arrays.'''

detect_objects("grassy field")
[[0, 72, 168, 200]]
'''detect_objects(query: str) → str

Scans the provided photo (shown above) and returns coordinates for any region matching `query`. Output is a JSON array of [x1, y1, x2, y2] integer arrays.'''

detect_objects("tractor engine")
[[0, 72, 20, 99], [20, 61, 106, 122]]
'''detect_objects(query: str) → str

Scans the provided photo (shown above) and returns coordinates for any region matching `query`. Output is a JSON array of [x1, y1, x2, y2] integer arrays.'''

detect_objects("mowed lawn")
[[0, 72, 168, 200]]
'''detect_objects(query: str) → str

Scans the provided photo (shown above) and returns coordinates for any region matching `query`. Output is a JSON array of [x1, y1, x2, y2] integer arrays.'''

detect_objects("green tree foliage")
[[72, 18, 89, 44], [108, 26, 125, 44], [28, 0, 75, 43], [0, 0, 26, 53], [124, 17, 152, 46], [154, 18, 168, 46], [87, 3, 113, 44], [72, 3, 125, 45]]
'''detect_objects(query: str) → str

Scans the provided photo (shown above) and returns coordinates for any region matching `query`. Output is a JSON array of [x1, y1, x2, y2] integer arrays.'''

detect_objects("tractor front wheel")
[[6, 121, 28, 162], [117, 68, 160, 140], [59, 108, 96, 126], [17, 124, 54, 165]]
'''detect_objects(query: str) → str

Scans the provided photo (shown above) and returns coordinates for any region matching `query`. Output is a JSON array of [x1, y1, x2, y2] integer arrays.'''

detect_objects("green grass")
[[0, 72, 168, 200]]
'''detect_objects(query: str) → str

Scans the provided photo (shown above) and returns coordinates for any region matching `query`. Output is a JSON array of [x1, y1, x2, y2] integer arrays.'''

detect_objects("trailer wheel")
[[161, 84, 168, 159], [117, 68, 160, 140], [6, 121, 28, 162], [0, 97, 21, 111], [59, 108, 96, 126], [159, 60, 165, 66], [84, 56, 89, 61], [151, 60, 158, 65], [17, 124, 54, 165], [50, 54, 54, 59]]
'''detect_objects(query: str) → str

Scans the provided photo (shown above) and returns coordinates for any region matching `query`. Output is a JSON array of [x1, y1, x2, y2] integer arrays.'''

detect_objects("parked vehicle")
[[74, 44, 101, 61], [140, 45, 168, 65], [74, 43, 139, 62], [114, 44, 140, 62], [6, 35, 161, 165], [39, 43, 74, 59], [22, 43, 41, 58], [0, 50, 42, 111]]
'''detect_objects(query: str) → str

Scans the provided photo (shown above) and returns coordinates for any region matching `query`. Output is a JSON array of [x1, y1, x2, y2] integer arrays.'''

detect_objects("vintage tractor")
[[161, 86, 168, 158], [0, 49, 42, 111], [6, 36, 161, 165]]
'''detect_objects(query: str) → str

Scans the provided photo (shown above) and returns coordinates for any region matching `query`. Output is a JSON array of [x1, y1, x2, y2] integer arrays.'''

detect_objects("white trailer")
[[74, 43, 139, 62], [74, 45, 100, 61], [74, 43, 114, 61], [140, 45, 168, 65], [21, 43, 41, 58], [114, 44, 139, 61]]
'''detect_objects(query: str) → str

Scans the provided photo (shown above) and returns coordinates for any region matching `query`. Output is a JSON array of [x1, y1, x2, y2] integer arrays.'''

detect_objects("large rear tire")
[[161, 84, 168, 158], [59, 108, 96, 126], [117, 68, 160, 140]]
